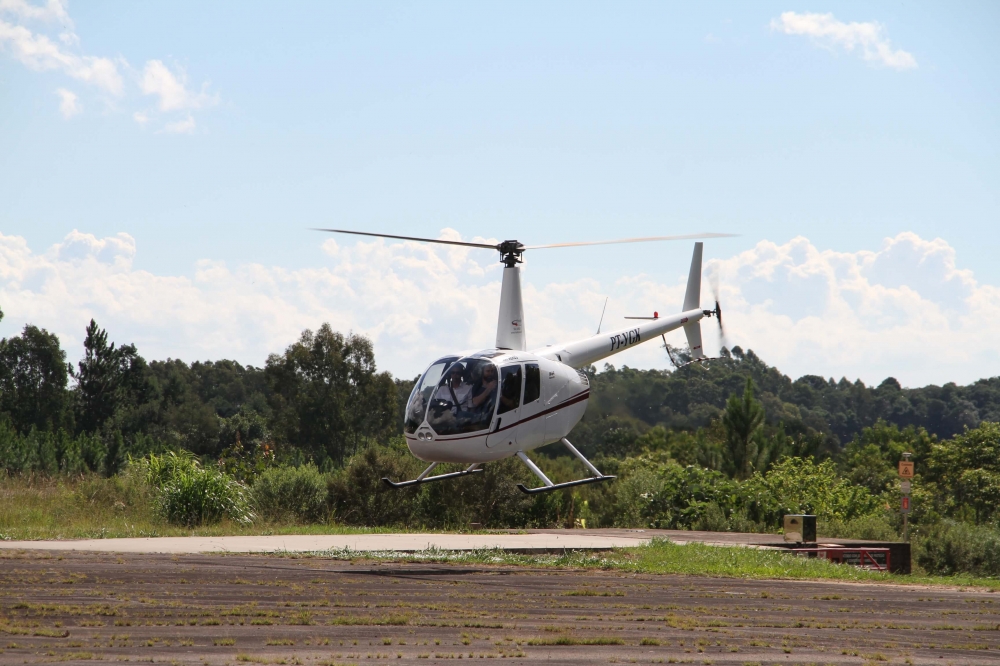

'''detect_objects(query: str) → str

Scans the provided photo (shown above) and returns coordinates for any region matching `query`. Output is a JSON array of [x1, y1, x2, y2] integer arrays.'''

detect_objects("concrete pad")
[[0, 531, 653, 554]]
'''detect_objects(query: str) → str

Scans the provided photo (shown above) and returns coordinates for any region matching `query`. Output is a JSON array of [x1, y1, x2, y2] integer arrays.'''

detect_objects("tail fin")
[[682, 242, 705, 359], [683, 242, 702, 311]]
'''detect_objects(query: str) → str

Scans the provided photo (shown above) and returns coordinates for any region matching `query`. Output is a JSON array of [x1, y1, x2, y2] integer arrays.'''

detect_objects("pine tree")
[[722, 376, 766, 479]]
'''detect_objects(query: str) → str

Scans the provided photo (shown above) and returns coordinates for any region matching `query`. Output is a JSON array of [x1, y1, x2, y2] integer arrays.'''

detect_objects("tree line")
[[3, 309, 1000, 476], [0, 310, 396, 473]]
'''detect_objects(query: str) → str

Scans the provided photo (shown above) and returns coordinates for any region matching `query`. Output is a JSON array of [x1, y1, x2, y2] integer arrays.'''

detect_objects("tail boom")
[[534, 308, 706, 369]]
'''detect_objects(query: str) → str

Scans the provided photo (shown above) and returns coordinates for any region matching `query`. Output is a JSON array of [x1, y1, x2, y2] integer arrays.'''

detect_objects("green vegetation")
[[135, 451, 255, 527], [0, 474, 375, 540], [2, 312, 1000, 579], [281, 539, 1000, 590]]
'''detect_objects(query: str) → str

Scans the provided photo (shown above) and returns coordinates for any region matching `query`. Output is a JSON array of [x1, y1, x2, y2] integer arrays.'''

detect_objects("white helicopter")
[[317, 229, 731, 494]]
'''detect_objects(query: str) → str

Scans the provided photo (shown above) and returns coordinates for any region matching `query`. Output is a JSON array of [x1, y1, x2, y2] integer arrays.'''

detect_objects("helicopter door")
[[486, 364, 522, 448], [516, 363, 544, 448]]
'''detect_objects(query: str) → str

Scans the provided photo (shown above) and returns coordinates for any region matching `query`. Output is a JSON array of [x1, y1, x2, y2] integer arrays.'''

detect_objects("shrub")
[[133, 451, 254, 527], [739, 457, 881, 527], [416, 455, 553, 529], [252, 464, 328, 523], [818, 513, 899, 541], [159, 468, 254, 526], [327, 441, 422, 527], [915, 520, 1000, 577], [640, 460, 739, 530]]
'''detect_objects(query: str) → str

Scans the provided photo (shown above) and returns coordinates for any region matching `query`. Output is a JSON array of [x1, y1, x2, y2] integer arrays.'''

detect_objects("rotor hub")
[[498, 240, 525, 267]]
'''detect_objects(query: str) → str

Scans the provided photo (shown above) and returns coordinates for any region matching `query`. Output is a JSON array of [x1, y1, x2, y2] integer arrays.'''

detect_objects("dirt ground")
[[1, 551, 998, 665]]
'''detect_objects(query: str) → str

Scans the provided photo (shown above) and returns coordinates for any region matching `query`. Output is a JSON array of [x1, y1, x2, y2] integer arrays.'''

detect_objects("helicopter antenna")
[[596, 297, 609, 334]]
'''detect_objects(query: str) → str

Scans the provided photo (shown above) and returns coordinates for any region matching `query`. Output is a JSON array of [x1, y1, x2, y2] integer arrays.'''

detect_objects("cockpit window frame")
[[403, 355, 459, 434]]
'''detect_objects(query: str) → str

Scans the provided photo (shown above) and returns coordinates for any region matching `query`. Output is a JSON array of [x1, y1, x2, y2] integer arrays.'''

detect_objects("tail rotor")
[[706, 270, 728, 353]]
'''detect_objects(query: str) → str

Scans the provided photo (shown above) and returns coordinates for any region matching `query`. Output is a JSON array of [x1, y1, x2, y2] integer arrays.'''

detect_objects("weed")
[[291, 610, 313, 625], [526, 636, 625, 646], [330, 614, 410, 626]]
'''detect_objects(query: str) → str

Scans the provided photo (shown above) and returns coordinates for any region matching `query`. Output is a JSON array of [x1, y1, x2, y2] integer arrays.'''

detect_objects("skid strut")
[[516, 438, 615, 495], [382, 462, 482, 489]]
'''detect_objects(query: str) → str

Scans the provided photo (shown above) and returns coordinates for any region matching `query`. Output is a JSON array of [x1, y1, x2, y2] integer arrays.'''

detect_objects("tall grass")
[[0, 472, 385, 540], [133, 452, 255, 527], [0, 472, 160, 540]]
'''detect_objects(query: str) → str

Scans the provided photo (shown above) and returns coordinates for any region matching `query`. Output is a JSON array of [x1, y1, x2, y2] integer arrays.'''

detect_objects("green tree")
[[840, 420, 936, 495], [266, 325, 396, 465], [722, 377, 766, 479], [927, 422, 1000, 524], [0, 324, 73, 433], [73, 319, 150, 434]]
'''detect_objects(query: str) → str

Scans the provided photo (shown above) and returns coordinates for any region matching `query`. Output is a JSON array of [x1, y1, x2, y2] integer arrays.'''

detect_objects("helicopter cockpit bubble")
[[404, 356, 458, 434], [425, 357, 498, 436]]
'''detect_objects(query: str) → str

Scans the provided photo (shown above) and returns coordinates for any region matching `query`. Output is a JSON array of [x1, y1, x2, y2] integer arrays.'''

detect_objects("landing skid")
[[381, 462, 482, 489], [515, 438, 615, 495]]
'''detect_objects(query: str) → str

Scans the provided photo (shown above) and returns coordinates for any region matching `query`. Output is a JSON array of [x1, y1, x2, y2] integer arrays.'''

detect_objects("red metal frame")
[[791, 547, 891, 572]]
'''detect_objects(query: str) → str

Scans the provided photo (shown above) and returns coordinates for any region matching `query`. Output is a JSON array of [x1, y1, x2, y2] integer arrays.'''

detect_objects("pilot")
[[470, 363, 498, 409], [434, 364, 472, 412]]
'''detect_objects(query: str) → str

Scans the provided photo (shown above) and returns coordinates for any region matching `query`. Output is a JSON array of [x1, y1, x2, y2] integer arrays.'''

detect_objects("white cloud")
[[0, 2, 216, 129], [771, 11, 917, 70], [55, 86, 78, 117], [0, 230, 997, 389], [0, 19, 123, 93], [0, 0, 71, 25], [140, 59, 217, 112]]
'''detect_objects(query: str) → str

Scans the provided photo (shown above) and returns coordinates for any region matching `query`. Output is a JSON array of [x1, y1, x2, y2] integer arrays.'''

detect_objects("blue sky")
[[1, 1, 998, 386]]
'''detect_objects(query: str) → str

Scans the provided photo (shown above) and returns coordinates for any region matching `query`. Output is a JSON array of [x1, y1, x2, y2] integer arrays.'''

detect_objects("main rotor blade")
[[525, 232, 736, 250], [313, 228, 498, 250]]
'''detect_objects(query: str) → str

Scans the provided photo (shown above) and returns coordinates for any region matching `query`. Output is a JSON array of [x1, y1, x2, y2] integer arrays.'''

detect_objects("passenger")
[[498, 372, 520, 412], [434, 364, 472, 412], [470, 363, 498, 410]]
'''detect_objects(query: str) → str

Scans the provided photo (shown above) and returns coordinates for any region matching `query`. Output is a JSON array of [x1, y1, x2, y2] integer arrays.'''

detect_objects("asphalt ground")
[[1, 550, 998, 665]]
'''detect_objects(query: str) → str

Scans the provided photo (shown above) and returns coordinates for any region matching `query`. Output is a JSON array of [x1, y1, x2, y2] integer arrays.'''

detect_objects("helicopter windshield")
[[425, 357, 499, 436], [404, 356, 458, 434], [404, 357, 497, 435]]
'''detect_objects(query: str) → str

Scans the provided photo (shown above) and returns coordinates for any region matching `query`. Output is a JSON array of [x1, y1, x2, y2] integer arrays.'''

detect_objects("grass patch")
[[526, 636, 625, 646], [297, 539, 1000, 590], [265, 638, 294, 646], [330, 614, 411, 626], [0, 474, 392, 541]]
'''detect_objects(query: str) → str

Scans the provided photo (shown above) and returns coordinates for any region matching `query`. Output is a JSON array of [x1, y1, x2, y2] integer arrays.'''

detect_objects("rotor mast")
[[495, 240, 526, 351]]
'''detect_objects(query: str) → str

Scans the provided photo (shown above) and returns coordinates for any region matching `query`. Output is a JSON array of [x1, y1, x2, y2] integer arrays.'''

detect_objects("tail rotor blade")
[[709, 269, 728, 352]]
